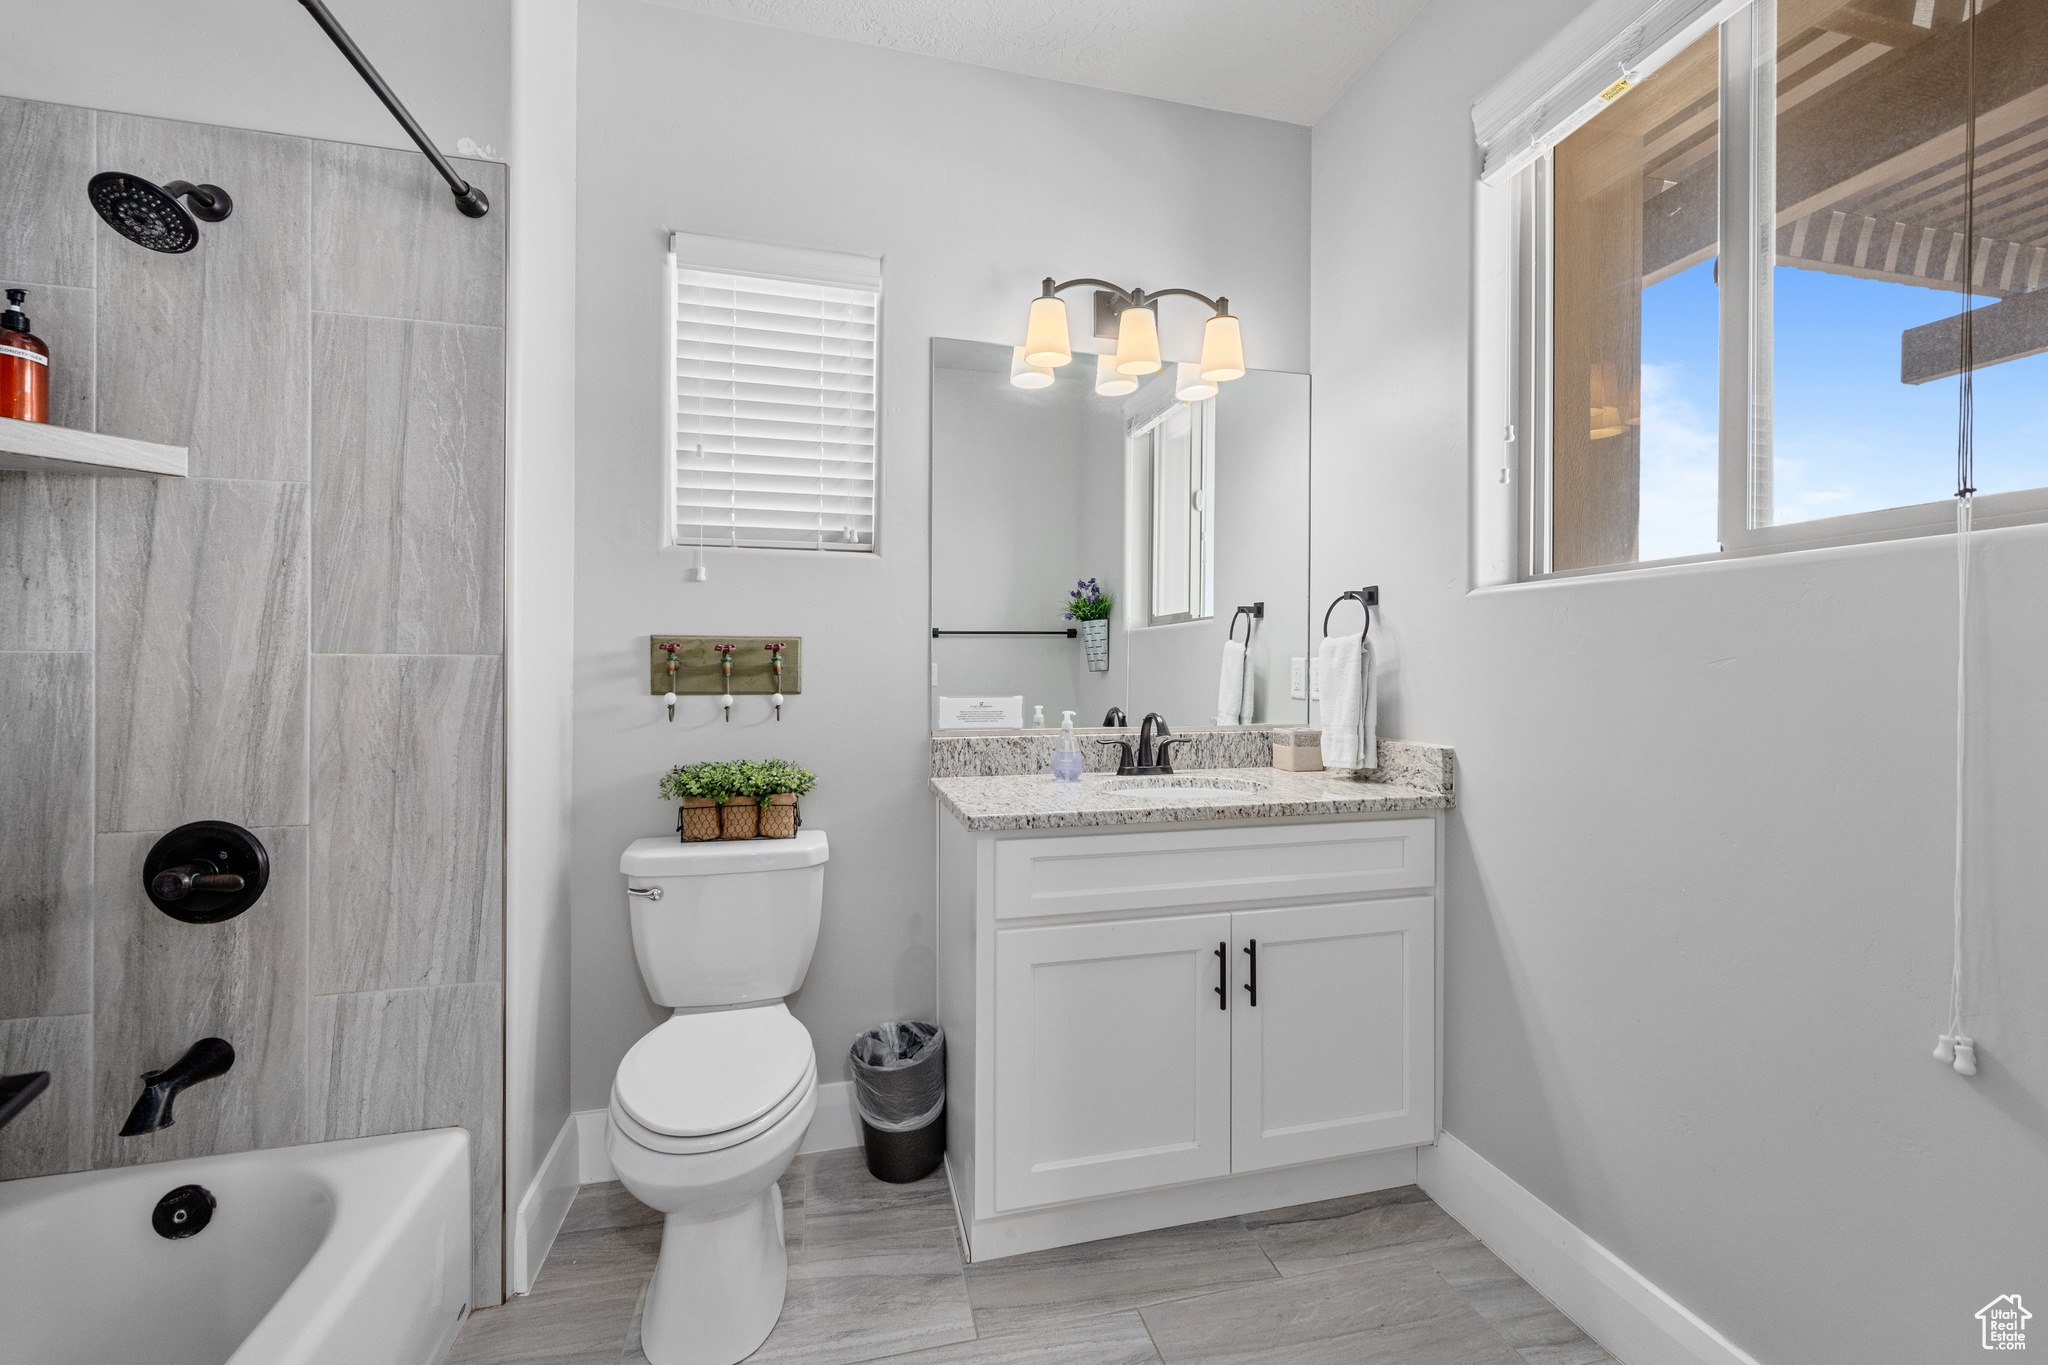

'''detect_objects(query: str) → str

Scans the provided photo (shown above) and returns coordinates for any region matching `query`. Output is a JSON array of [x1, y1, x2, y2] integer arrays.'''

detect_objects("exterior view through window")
[[1548, 0, 2048, 572]]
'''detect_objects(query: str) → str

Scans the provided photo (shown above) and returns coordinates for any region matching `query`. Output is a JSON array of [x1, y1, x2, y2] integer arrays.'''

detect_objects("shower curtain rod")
[[295, 0, 491, 218]]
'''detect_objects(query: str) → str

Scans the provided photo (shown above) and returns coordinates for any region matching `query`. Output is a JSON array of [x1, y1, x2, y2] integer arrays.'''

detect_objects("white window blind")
[[669, 236, 879, 551]]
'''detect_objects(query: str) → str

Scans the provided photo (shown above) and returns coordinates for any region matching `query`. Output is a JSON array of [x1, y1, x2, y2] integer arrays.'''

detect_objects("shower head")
[[87, 172, 233, 254]]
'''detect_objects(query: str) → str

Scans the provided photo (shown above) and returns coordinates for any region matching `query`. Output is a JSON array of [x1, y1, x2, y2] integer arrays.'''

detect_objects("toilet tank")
[[619, 831, 827, 1007]]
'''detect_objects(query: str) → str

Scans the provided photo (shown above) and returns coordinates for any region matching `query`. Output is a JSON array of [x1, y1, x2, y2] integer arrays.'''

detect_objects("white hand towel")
[[1214, 637, 1250, 725], [1317, 631, 1378, 770]]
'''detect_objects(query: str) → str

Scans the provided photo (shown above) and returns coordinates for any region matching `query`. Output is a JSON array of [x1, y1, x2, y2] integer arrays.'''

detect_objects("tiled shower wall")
[[0, 96, 507, 1301]]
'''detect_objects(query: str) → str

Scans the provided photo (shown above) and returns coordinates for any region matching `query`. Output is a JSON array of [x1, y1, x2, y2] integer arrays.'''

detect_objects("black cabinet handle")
[[1214, 941, 1227, 1009], [1242, 939, 1258, 1006]]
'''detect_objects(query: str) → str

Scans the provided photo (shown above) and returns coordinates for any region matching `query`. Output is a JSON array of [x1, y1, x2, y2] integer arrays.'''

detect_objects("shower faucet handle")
[[149, 862, 246, 902]]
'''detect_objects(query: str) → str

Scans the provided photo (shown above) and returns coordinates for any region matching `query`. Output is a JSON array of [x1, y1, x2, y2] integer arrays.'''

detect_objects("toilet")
[[607, 830, 828, 1365]]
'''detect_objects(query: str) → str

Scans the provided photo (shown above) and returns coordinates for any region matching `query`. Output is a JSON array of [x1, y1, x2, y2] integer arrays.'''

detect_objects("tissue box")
[[1270, 727, 1322, 772]]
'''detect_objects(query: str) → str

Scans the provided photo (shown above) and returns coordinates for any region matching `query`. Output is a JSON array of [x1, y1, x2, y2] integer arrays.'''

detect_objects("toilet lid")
[[614, 1007, 814, 1137]]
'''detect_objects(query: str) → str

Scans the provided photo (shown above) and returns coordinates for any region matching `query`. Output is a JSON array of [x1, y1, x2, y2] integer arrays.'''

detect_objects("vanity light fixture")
[[1174, 361, 1218, 403], [1095, 354, 1139, 397], [1009, 345, 1055, 389], [1017, 277, 1247, 388]]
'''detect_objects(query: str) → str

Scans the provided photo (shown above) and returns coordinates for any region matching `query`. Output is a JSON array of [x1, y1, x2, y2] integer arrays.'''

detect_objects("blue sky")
[[1635, 259, 2048, 563]]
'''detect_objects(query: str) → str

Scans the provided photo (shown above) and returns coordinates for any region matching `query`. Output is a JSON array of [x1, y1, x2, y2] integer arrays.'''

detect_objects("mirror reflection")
[[930, 338, 1309, 732]]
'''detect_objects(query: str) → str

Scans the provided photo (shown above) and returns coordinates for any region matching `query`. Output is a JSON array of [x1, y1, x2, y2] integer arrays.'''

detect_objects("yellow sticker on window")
[[1598, 75, 1633, 102]]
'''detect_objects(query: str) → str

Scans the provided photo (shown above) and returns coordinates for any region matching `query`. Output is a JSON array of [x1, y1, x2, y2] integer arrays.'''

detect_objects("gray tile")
[[95, 476, 309, 832], [535, 1221, 662, 1296], [449, 1274, 642, 1365], [0, 1014, 92, 1178], [310, 653, 503, 992], [1139, 1254, 1526, 1365], [0, 97, 95, 288], [0, 652, 92, 1018], [311, 313, 504, 654], [0, 472, 93, 651], [963, 1216, 1278, 1338], [881, 1313, 1164, 1365], [309, 981, 504, 1304], [1425, 1243, 1612, 1365], [96, 114, 309, 481], [92, 825, 308, 1168], [558, 1181, 662, 1238], [0, 281, 94, 431], [312, 144, 506, 326], [1240, 1185, 1476, 1277]]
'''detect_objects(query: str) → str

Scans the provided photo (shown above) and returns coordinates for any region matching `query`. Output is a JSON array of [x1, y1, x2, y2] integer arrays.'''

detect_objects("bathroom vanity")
[[932, 735, 1452, 1261]]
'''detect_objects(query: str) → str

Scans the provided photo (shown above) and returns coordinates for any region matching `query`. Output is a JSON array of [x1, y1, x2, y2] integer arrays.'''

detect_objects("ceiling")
[[653, 0, 1429, 125]]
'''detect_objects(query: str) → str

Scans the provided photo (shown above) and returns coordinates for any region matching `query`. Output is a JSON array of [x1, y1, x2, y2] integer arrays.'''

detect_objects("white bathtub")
[[0, 1128, 471, 1365]]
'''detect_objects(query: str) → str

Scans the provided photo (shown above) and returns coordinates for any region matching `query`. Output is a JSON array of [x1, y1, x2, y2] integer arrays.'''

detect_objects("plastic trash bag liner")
[[848, 1022, 945, 1132]]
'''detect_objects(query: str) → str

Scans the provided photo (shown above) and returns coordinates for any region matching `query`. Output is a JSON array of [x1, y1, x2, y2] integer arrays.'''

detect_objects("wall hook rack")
[[1322, 586, 1378, 638]]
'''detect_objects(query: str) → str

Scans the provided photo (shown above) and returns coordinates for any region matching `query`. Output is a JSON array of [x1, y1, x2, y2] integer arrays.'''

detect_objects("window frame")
[[1487, 0, 2048, 584]]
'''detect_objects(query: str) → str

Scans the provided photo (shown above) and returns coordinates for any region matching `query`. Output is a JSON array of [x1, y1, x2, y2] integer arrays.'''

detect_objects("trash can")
[[848, 1022, 946, 1183]]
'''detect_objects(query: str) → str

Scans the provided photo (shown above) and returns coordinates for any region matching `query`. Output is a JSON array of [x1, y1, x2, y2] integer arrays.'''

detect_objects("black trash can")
[[848, 1022, 946, 1183]]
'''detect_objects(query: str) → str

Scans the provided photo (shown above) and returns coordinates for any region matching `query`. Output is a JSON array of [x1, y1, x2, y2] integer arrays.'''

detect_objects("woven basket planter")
[[759, 793, 801, 838], [719, 796, 760, 840], [1081, 619, 1110, 672], [677, 798, 720, 842]]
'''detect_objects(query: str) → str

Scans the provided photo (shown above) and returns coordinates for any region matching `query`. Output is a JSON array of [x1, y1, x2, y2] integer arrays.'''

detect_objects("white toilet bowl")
[[605, 1002, 818, 1365]]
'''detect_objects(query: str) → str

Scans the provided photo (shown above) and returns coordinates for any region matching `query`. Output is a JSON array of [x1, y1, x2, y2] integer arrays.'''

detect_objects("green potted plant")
[[660, 761, 734, 842], [742, 758, 818, 838], [1066, 578, 1114, 672]]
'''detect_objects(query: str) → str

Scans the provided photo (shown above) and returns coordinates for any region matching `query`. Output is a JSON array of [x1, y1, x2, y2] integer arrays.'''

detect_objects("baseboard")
[[1418, 1133, 1766, 1365], [509, 1115, 581, 1295], [571, 1081, 861, 1186]]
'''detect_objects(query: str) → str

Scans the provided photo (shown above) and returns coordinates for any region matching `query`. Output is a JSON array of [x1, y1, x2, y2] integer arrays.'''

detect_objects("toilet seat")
[[613, 1004, 815, 1152]]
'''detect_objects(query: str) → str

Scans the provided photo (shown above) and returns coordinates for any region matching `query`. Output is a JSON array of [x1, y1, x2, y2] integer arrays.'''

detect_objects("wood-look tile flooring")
[[449, 1150, 1616, 1365]]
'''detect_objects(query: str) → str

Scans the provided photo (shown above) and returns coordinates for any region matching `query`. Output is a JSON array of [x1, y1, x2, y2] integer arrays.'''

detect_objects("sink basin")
[[1103, 776, 1269, 800]]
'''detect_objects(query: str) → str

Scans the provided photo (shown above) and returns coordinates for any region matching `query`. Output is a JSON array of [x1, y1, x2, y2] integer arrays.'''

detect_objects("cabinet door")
[[994, 913, 1232, 1211], [1230, 897, 1435, 1172]]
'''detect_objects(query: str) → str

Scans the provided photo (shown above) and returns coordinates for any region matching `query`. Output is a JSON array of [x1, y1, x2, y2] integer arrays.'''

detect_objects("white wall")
[[4, 0, 509, 156], [1313, 3, 2048, 1361], [573, 0, 1309, 1105]]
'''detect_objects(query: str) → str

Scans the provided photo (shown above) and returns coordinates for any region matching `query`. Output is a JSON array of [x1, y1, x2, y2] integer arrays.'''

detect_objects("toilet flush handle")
[[627, 886, 664, 901]]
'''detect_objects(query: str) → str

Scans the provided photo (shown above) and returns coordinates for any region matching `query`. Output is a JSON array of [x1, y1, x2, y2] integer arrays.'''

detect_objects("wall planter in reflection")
[[1067, 579, 1114, 673]]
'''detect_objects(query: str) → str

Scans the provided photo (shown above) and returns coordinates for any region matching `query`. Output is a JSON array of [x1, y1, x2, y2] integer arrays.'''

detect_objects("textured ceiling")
[[655, 0, 1428, 125]]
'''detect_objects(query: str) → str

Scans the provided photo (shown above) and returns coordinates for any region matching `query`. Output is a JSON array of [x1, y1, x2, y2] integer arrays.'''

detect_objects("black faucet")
[[1102, 706, 1128, 727], [120, 1038, 235, 1137], [1098, 713, 1188, 775], [0, 1071, 49, 1132]]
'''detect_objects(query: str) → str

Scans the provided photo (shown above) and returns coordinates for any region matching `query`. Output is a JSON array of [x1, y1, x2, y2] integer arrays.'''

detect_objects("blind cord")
[[1936, 5, 1980, 1078]]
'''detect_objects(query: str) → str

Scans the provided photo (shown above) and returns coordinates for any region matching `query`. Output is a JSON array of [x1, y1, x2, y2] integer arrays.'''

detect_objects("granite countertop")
[[930, 766, 1452, 832]]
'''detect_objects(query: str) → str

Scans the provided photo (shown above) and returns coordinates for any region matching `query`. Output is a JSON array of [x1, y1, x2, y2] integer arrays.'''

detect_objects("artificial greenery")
[[660, 758, 817, 804], [1065, 578, 1113, 622]]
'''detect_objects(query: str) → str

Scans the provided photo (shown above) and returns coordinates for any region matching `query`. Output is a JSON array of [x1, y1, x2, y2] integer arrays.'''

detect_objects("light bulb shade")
[[1009, 345, 1054, 389], [1199, 313, 1245, 382], [1024, 296, 1073, 368], [1095, 353, 1139, 396], [1174, 361, 1217, 402], [1114, 306, 1163, 375]]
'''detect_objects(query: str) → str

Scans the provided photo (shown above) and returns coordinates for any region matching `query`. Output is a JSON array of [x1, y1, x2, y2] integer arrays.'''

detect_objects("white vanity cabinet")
[[938, 811, 1443, 1262]]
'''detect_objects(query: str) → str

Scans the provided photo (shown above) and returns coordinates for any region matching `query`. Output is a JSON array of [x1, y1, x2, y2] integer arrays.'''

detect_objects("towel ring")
[[1227, 601, 1263, 645], [1322, 586, 1378, 639]]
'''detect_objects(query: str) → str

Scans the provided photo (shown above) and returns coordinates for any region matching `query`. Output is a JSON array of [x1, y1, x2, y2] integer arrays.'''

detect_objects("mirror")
[[930, 338, 1309, 732]]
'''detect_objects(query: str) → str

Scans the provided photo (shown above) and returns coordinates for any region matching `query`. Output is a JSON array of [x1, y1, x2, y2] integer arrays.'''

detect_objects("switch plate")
[[1289, 657, 1307, 700], [1310, 659, 1323, 701]]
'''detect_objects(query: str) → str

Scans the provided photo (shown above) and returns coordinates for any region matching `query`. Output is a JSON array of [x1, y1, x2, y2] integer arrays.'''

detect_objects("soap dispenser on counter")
[[1052, 711, 1084, 782]]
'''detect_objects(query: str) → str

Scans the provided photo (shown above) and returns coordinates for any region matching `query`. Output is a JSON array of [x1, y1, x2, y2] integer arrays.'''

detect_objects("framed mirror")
[[929, 338, 1309, 732]]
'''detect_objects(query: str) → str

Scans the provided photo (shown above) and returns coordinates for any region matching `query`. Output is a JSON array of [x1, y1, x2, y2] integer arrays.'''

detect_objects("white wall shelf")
[[0, 416, 187, 477]]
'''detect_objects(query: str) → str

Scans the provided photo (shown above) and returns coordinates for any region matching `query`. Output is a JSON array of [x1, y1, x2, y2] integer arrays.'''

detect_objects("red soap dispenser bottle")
[[0, 289, 50, 423]]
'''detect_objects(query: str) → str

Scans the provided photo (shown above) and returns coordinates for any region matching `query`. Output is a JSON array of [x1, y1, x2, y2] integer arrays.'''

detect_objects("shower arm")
[[295, 0, 490, 218]]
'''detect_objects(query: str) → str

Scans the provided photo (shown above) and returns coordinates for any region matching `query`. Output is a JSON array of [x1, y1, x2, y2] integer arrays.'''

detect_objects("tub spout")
[[120, 1037, 234, 1137]]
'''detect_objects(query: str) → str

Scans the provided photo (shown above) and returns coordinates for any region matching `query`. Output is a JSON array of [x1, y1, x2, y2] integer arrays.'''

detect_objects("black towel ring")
[[1227, 601, 1263, 645], [1322, 586, 1378, 639]]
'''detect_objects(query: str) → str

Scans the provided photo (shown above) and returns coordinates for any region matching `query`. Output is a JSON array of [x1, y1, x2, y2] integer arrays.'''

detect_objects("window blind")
[[669, 248, 879, 551]]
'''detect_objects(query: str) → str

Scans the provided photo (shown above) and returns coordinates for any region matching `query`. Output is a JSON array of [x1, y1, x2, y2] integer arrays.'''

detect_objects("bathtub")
[[0, 1128, 471, 1365]]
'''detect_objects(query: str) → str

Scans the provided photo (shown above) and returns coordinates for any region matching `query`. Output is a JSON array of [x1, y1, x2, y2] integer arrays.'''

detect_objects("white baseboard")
[[509, 1114, 581, 1295], [1418, 1133, 1766, 1365], [572, 1081, 861, 1186]]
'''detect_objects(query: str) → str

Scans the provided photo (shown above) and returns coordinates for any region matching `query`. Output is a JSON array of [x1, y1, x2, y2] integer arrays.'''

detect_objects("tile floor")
[[448, 1149, 1616, 1365]]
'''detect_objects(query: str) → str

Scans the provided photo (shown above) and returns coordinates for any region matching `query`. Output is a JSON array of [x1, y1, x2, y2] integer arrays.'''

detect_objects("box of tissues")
[[1270, 727, 1322, 772]]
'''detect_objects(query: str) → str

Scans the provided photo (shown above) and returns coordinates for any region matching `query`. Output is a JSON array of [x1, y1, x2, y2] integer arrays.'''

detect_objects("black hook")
[[1322, 586, 1378, 638]]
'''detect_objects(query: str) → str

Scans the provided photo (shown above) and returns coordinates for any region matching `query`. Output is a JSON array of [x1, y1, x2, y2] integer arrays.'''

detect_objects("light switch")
[[1289, 657, 1307, 700]]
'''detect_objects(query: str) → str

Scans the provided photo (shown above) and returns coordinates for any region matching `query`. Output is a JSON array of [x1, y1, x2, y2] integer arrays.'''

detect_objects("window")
[[1484, 0, 2048, 577], [667, 233, 880, 552]]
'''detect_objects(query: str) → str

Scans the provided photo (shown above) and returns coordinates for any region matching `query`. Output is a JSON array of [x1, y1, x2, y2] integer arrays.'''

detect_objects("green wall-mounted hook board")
[[649, 637, 802, 694]]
